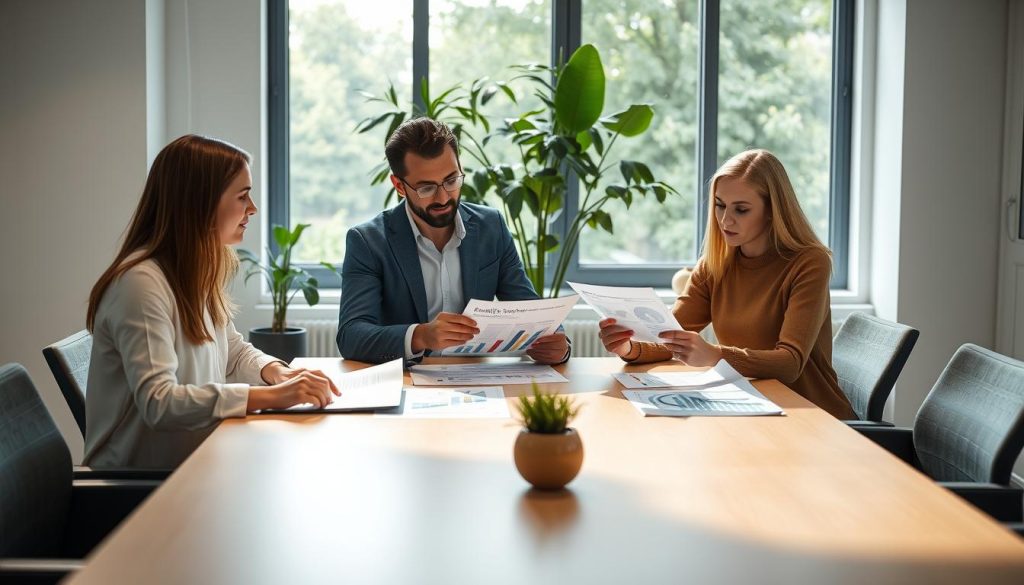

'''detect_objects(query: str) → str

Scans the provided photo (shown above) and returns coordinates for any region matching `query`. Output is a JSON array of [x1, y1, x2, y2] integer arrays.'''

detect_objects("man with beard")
[[336, 118, 570, 364]]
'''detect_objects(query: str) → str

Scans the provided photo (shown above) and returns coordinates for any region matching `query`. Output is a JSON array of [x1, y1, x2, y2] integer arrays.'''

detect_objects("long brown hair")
[[87, 134, 250, 344], [700, 149, 831, 280]]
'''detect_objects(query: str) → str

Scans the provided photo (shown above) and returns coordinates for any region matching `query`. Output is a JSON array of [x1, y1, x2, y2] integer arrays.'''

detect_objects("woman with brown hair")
[[598, 149, 855, 419], [84, 135, 339, 469]]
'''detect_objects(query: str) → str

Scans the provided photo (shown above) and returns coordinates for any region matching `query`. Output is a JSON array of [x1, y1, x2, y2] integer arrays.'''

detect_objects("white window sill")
[[252, 288, 873, 322]]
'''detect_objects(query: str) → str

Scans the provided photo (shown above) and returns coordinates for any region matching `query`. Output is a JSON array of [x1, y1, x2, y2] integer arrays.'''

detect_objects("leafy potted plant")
[[358, 44, 678, 297], [513, 383, 583, 490], [237, 223, 339, 363]]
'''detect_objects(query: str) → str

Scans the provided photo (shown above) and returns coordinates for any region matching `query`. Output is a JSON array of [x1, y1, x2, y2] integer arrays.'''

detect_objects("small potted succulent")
[[513, 384, 583, 490], [237, 223, 339, 363]]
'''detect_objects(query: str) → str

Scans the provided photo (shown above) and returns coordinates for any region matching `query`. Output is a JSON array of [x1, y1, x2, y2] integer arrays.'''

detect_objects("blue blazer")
[[336, 201, 541, 363]]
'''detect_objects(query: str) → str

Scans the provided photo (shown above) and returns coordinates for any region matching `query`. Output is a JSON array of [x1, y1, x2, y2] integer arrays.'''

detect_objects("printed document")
[[614, 359, 745, 389], [409, 362, 569, 386], [263, 358, 404, 413], [568, 282, 682, 343], [377, 387, 510, 419], [441, 295, 578, 356], [623, 386, 784, 416], [620, 361, 783, 416]]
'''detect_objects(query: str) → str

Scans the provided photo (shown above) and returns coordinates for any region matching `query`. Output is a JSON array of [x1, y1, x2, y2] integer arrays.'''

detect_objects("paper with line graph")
[[441, 295, 578, 356]]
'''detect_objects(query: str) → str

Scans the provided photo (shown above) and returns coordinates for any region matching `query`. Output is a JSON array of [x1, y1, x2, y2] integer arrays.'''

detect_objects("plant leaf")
[[600, 104, 654, 137], [554, 44, 605, 134], [301, 282, 319, 307], [290, 223, 310, 246], [273, 225, 291, 249]]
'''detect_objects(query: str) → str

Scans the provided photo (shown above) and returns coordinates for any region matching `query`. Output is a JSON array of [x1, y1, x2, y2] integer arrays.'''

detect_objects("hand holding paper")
[[568, 282, 682, 343], [412, 312, 480, 353], [441, 296, 578, 356]]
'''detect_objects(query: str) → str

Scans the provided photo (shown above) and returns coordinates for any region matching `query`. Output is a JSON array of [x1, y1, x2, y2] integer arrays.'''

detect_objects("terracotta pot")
[[513, 428, 584, 490]]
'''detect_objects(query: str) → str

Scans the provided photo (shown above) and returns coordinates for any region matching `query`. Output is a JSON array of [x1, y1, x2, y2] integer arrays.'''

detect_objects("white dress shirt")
[[403, 203, 467, 358], [83, 257, 281, 469]]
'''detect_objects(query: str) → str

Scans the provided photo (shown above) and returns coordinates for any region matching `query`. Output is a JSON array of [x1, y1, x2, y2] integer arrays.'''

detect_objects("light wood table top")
[[69, 358, 1024, 584]]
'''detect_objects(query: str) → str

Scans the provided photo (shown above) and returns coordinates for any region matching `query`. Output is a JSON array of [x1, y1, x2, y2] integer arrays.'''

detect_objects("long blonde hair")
[[87, 135, 249, 345], [700, 149, 830, 280]]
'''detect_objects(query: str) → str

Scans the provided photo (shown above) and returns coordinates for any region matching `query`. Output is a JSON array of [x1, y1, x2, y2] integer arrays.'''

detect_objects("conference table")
[[68, 357, 1024, 584]]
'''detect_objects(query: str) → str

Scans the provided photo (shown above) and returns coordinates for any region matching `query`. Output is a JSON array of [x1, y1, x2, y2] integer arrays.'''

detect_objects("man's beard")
[[409, 197, 460, 228]]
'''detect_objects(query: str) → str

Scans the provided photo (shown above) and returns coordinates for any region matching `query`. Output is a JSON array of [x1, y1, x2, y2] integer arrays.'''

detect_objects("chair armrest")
[[843, 420, 895, 428], [854, 426, 918, 467], [73, 465, 171, 481], [1004, 523, 1024, 538], [62, 479, 161, 558], [0, 558, 84, 584], [941, 482, 1024, 523]]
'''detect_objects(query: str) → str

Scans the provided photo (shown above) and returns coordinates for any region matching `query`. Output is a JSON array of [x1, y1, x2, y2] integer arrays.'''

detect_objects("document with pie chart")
[[568, 282, 683, 343]]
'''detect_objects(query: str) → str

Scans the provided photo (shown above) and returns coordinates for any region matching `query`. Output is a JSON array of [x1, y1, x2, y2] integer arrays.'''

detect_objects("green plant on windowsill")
[[357, 43, 679, 297], [515, 383, 581, 434], [237, 223, 340, 333]]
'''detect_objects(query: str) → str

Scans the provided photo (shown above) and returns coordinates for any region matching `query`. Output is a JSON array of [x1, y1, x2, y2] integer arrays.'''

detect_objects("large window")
[[269, 0, 852, 288]]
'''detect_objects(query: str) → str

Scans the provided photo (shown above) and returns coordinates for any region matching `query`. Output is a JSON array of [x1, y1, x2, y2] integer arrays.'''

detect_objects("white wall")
[[0, 0, 155, 461], [163, 0, 267, 330], [869, 0, 1006, 427]]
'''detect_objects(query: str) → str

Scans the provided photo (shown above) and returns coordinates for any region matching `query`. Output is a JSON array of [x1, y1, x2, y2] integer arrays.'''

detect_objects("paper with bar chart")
[[441, 295, 579, 356], [568, 282, 682, 343]]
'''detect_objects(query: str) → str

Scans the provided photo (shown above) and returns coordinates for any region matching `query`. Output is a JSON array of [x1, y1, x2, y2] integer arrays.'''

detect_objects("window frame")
[[267, 0, 854, 290]]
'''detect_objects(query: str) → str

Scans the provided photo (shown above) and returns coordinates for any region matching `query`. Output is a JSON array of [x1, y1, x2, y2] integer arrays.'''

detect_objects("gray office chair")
[[833, 312, 919, 426], [42, 330, 91, 437], [0, 363, 160, 584], [857, 344, 1024, 526]]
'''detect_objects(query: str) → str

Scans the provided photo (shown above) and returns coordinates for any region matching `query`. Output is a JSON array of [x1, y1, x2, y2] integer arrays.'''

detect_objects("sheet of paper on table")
[[409, 362, 569, 386], [620, 360, 783, 417], [262, 358, 404, 413], [613, 359, 745, 389], [376, 386, 510, 419]]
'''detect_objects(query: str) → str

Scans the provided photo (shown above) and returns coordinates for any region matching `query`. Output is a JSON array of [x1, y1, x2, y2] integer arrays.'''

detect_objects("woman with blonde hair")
[[598, 149, 855, 419], [84, 134, 340, 469]]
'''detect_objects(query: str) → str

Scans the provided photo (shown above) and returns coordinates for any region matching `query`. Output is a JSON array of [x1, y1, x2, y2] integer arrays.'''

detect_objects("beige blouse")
[[84, 258, 281, 469]]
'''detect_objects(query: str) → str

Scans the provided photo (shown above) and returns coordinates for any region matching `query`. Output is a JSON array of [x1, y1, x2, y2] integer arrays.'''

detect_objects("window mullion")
[[553, 0, 583, 288], [412, 0, 429, 112], [829, 0, 854, 289], [267, 0, 289, 258], [696, 0, 720, 260]]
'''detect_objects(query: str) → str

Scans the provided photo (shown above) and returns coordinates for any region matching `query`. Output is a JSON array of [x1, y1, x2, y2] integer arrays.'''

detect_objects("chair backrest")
[[42, 330, 92, 436], [832, 312, 920, 421], [0, 363, 72, 558], [914, 344, 1024, 484]]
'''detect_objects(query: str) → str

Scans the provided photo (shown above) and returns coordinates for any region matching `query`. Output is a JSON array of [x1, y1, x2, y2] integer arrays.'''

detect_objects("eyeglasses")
[[398, 174, 465, 199]]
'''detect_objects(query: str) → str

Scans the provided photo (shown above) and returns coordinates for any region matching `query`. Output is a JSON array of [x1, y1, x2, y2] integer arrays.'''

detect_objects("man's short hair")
[[385, 118, 459, 177]]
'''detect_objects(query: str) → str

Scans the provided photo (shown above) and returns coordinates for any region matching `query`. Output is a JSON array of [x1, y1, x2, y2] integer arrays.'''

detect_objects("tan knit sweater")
[[625, 246, 856, 419]]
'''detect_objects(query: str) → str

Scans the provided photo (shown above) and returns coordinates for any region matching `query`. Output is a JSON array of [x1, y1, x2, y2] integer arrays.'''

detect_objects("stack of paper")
[[619, 360, 784, 417]]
